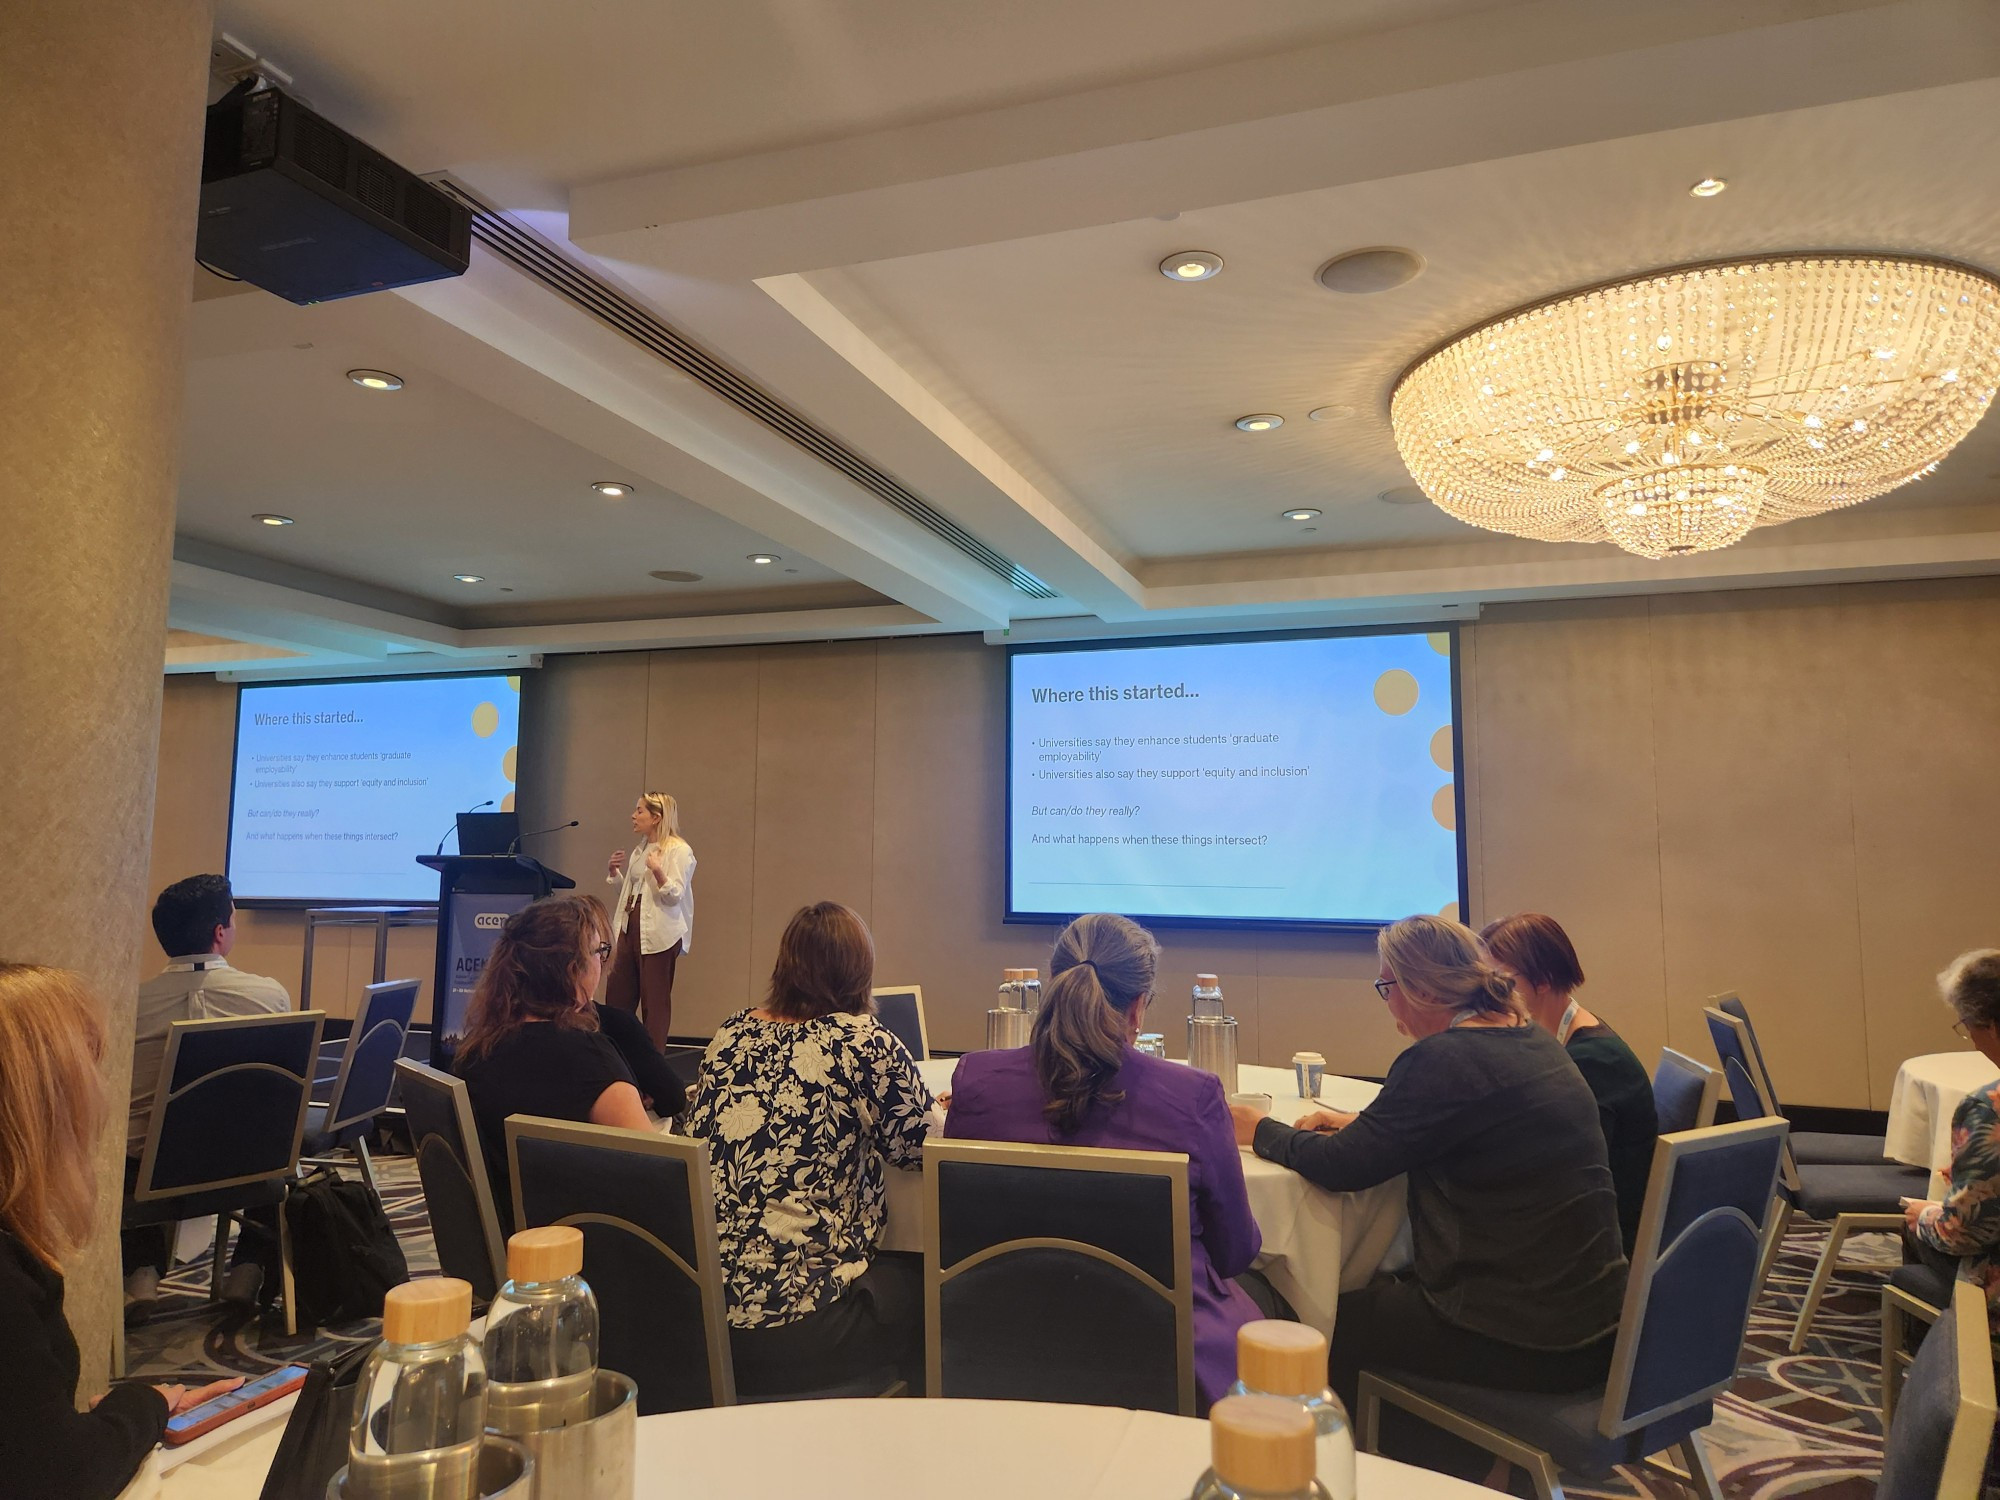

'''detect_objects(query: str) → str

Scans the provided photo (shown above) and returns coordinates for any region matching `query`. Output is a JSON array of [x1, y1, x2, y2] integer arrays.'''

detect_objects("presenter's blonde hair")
[[639, 791, 681, 844], [0, 964, 109, 1269], [1378, 914, 1520, 1022]]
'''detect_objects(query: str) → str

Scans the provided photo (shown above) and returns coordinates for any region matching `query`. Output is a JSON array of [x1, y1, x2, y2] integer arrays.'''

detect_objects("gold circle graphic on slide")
[[500, 792, 516, 812], [502, 746, 517, 783], [506, 675, 521, 692], [1426, 632, 1449, 656], [1431, 784, 1456, 830], [471, 702, 500, 738], [1429, 726, 1454, 771], [1438, 900, 1460, 922], [1373, 669, 1419, 715]]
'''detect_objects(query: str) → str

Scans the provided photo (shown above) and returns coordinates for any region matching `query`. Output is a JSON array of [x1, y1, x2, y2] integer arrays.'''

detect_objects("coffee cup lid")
[[1292, 1051, 1326, 1064]]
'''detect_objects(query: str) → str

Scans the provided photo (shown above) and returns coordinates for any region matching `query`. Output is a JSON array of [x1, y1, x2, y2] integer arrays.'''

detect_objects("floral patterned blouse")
[[685, 1009, 934, 1329], [1913, 1076, 2000, 1325]]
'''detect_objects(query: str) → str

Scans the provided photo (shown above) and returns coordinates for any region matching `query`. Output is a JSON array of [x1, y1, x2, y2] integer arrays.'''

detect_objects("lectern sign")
[[441, 892, 533, 1044]]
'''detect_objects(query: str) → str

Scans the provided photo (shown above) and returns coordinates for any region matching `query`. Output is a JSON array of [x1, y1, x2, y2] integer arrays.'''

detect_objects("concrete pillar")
[[0, 0, 215, 1393]]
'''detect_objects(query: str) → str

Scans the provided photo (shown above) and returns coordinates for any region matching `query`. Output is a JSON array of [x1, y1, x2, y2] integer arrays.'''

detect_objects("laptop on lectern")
[[456, 812, 520, 856]]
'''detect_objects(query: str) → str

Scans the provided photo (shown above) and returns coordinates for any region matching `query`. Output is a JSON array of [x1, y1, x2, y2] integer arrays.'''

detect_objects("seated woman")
[[1904, 948, 2000, 1318], [0, 964, 243, 1498], [593, 1001, 687, 1120], [1230, 915, 1626, 1484], [455, 894, 652, 1230], [946, 912, 1261, 1413], [1481, 912, 1658, 1253], [683, 902, 934, 1398]]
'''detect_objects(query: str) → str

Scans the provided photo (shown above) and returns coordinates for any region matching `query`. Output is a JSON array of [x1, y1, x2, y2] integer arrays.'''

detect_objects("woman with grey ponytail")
[[945, 913, 1264, 1411]]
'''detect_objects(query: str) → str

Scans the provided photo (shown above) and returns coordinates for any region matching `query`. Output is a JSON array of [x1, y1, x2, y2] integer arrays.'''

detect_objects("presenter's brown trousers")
[[606, 895, 678, 1048]]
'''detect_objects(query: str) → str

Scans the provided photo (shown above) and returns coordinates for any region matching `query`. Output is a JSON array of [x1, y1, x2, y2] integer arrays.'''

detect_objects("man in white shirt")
[[124, 874, 291, 1323]]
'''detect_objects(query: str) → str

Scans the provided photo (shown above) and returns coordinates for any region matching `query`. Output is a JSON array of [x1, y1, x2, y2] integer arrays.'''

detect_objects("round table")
[[888, 1058, 1411, 1337], [1886, 1049, 1999, 1197], [158, 1397, 1490, 1499]]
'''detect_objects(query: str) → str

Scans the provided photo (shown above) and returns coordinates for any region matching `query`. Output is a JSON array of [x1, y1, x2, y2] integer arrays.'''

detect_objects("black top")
[[594, 1004, 687, 1118], [1566, 1023, 1660, 1255], [1254, 1022, 1627, 1351], [0, 1230, 167, 1499], [457, 1023, 636, 1232]]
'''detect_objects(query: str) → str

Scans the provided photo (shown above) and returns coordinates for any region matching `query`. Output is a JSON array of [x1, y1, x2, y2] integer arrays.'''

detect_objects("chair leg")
[[1676, 1434, 1722, 1500], [1753, 1195, 1791, 1308], [354, 1135, 379, 1198], [1355, 1376, 1382, 1455], [1882, 1290, 1903, 1422], [1789, 1212, 1902, 1354], [210, 1213, 231, 1303], [278, 1202, 298, 1337]]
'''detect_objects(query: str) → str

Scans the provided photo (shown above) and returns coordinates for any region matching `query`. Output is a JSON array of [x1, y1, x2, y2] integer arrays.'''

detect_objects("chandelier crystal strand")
[[1390, 255, 2000, 559]]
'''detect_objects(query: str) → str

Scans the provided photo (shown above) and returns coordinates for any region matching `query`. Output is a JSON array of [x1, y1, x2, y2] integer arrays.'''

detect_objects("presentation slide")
[[1008, 631, 1461, 928], [227, 674, 523, 903]]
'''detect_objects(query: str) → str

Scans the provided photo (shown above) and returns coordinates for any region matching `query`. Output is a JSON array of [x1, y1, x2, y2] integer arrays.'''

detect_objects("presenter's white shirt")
[[608, 838, 695, 955], [129, 956, 292, 1155]]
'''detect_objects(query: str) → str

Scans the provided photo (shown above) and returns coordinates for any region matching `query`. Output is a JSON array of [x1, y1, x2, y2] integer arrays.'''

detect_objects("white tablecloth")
[[161, 1397, 1489, 1499], [1886, 1050, 2000, 1197], [889, 1058, 1411, 1337]]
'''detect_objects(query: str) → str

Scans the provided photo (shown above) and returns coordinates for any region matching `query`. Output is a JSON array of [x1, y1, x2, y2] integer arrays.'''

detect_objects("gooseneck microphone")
[[508, 819, 579, 857], [433, 799, 496, 857]]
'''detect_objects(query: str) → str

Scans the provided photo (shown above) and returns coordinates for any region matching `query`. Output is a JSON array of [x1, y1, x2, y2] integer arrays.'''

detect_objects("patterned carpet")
[[126, 1161, 1913, 1495]]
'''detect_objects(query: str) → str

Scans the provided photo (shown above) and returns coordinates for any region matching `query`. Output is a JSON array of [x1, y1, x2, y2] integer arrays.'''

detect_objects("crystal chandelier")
[[1389, 255, 2000, 559]]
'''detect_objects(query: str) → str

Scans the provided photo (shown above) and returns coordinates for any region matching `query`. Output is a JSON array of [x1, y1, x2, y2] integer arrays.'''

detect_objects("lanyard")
[[1556, 997, 1581, 1045]]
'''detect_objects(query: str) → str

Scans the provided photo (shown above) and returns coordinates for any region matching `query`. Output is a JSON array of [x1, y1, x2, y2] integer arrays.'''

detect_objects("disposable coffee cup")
[[1229, 1092, 1273, 1117], [1291, 1051, 1326, 1100]]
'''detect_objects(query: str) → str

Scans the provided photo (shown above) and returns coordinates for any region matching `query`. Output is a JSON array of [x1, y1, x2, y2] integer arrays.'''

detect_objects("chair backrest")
[[1711, 991, 1778, 1098], [1597, 1117, 1788, 1438], [924, 1138, 1195, 1416], [1702, 1007, 1798, 1191], [322, 980, 419, 1134], [133, 1011, 325, 1200], [394, 1059, 506, 1300], [506, 1116, 734, 1414], [1652, 1048, 1720, 1135], [871, 986, 928, 1061], [1879, 1279, 2000, 1499]]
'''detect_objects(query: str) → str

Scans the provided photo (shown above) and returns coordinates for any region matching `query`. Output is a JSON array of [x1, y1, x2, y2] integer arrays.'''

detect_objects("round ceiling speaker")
[[1316, 248, 1425, 295], [1378, 485, 1428, 506], [649, 569, 704, 583]]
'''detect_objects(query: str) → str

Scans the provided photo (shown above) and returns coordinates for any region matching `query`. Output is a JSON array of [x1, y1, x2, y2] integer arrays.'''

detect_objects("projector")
[[198, 87, 471, 305]]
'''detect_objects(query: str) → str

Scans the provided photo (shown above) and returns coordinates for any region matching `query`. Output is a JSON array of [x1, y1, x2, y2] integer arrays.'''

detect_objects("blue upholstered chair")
[[871, 986, 929, 1062], [506, 1116, 736, 1414], [1703, 1007, 1930, 1350], [1652, 1048, 1719, 1135], [394, 1058, 506, 1302], [124, 1010, 325, 1334], [923, 1138, 1196, 1416], [1712, 993, 1890, 1165], [1877, 1279, 1998, 1499], [1356, 1117, 1788, 1500], [300, 979, 417, 1195]]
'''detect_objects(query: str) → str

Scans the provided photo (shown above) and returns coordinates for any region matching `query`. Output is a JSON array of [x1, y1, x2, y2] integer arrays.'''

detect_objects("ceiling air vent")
[[430, 179, 1058, 602]]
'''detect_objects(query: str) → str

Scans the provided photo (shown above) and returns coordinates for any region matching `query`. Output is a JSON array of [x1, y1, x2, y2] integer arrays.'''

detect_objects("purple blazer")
[[943, 1046, 1264, 1411]]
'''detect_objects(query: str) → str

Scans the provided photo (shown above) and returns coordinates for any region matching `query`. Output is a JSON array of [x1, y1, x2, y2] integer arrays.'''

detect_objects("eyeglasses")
[[592, 942, 612, 960], [1954, 1019, 1975, 1040], [1372, 978, 1396, 1001]]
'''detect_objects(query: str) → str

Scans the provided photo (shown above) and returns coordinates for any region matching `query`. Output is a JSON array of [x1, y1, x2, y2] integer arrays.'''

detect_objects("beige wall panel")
[[867, 636, 1043, 1053], [517, 652, 650, 907], [1254, 935, 1403, 1078], [1467, 603, 1671, 1075], [1836, 579, 2000, 1106], [748, 643, 879, 994], [141, 676, 237, 980], [643, 647, 763, 1035], [1648, 591, 1868, 1107]]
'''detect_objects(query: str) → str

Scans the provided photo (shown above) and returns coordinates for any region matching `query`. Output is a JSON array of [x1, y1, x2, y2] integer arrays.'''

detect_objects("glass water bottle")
[[348, 1278, 488, 1500], [1190, 1394, 1330, 1500], [1227, 1321, 1357, 1500], [484, 1226, 600, 1436]]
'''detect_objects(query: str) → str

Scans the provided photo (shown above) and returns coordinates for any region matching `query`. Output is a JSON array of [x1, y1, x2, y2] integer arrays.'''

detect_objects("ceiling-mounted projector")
[[197, 86, 471, 305]]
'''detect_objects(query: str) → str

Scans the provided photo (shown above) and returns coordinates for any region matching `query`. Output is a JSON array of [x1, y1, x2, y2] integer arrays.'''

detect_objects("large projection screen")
[[1006, 628, 1465, 931], [226, 672, 524, 904]]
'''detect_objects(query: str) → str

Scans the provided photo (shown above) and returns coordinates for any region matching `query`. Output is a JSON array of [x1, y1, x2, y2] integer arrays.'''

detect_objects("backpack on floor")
[[283, 1167, 409, 1329]]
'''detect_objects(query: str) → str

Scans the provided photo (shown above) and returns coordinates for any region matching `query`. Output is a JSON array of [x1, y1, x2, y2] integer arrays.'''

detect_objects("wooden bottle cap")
[[508, 1225, 583, 1284], [1210, 1394, 1316, 1494], [1196, 972, 1220, 985], [1024, 969, 1039, 980], [382, 1277, 473, 1345], [1237, 1320, 1329, 1397]]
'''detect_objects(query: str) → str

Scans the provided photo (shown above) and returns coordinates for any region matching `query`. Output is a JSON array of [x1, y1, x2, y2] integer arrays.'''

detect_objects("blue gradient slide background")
[[1008, 632, 1459, 925], [228, 675, 522, 902]]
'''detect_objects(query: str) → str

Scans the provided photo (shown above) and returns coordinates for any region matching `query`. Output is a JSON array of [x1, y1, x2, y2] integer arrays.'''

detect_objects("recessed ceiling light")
[[649, 569, 703, 583], [1235, 414, 1284, 432], [1316, 248, 1425, 295], [253, 513, 294, 526], [1688, 177, 1727, 198], [1378, 485, 1428, 506], [1160, 251, 1223, 282], [453, 573, 484, 583], [746, 553, 779, 565], [1307, 405, 1357, 422], [1281, 508, 1322, 521], [591, 481, 633, 498], [346, 369, 404, 391]]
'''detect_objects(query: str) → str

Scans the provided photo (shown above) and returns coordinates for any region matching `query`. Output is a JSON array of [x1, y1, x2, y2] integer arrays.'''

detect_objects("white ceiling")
[[174, 0, 2000, 675]]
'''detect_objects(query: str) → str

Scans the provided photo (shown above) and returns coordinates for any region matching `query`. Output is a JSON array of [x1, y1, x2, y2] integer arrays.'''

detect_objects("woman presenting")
[[605, 791, 695, 1047]]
